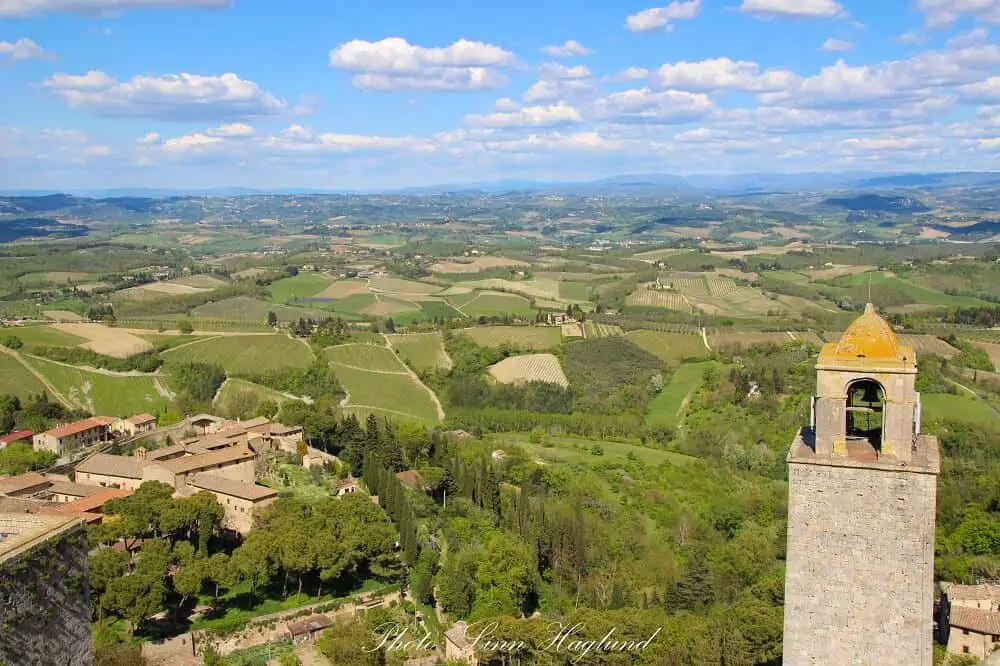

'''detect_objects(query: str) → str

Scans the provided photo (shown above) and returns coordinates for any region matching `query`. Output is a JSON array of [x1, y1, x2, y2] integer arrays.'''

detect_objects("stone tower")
[[783, 304, 939, 666]]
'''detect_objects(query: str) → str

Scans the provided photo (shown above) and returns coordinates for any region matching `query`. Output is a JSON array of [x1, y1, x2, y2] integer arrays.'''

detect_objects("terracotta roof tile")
[[951, 606, 1000, 636]]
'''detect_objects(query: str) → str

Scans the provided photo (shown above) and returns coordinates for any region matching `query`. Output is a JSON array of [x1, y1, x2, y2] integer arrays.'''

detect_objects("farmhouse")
[[33, 416, 115, 455], [113, 413, 157, 437], [0, 472, 52, 498], [39, 488, 132, 525], [186, 474, 277, 533], [942, 583, 1000, 661], [75, 453, 147, 490], [444, 621, 477, 665], [286, 614, 332, 645], [0, 430, 33, 447]]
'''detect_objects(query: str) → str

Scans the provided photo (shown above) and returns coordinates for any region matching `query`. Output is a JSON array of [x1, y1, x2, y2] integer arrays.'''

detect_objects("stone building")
[[0, 513, 93, 665], [941, 583, 1000, 660], [33, 416, 115, 455], [783, 304, 940, 666]]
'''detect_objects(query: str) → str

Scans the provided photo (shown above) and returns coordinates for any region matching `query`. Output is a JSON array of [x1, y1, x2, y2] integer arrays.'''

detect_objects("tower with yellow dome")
[[783, 303, 939, 666]]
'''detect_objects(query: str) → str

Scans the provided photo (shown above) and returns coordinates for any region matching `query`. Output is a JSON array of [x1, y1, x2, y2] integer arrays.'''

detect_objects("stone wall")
[[0, 522, 93, 666], [783, 459, 937, 666]]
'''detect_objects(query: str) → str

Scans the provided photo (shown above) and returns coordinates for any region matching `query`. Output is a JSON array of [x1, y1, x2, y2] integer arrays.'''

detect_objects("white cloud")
[[0, 38, 52, 61], [207, 122, 255, 137], [759, 43, 1000, 109], [522, 78, 593, 102], [740, 0, 844, 19], [0, 126, 110, 165], [958, 76, 1000, 102], [0, 0, 229, 17], [136, 132, 160, 145], [542, 40, 591, 58], [595, 87, 714, 124], [839, 136, 940, 152], [917, 0, 1000, 28], [538, 63, 592, 79], [653, 57, 797, 92], [493, 97, 519, 111], [625, 0, 700, 32], [617, 67, 650, 81], [329, 37, 514, 92], [43, 71, 285, 121], [466, 102, 582, 128], [947, 27, 991, 47], [822, 38, 854, 52], [482, 131, 623, 153], [163, 132, 222, 152]]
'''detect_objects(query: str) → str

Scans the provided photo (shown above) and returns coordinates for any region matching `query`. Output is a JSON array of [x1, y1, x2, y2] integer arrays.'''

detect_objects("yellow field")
[[462, 326, 562, 350], [315, 280, 370, 299], [488, 353, 569, 387], [430, 256, 530, 274], [584, 322, 623, 338], [369, 277, 442, 295], [54, 323, 154, 358], [898, 335, 960, 359], [626, 289, 688, 310]]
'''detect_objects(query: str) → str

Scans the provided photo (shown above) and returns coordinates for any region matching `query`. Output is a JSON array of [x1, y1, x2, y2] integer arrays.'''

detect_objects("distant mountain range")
[[3, 171, 1000, 199]]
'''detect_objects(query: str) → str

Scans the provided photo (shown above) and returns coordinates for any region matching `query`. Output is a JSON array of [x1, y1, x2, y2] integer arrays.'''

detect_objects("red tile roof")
[[0, 430, 33, 445], [0, 472, 51, 496], [42, 488, 131, 515], [126, 413, 156, 425], [44, 417, 112, 439], [950, 606, 1000, 635]]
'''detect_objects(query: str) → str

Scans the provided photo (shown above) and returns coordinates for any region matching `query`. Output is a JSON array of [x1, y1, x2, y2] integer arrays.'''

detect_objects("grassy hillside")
[[460, 326, 561, 350], [0, 354, 46, 398], [646, 361, 719, 429], [387, 333, 451, 372], [334, 364, 439, 424], [626, 330, 708, 362], [325, 343, 405, 373], [164, 335, 314, 374], [22, 355, 171, 416]]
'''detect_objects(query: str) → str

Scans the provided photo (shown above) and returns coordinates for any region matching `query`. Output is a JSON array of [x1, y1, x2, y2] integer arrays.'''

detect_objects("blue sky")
[[1, 0, 1000, 190]]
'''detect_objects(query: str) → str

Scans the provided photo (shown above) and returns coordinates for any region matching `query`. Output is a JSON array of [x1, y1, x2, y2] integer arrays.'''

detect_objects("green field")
[[413, 300, 466, 321], [646, 361, 718, 429], [626, 330, 709, 362], [192, 296, 332, 323], [306, 293, 376, 315], [164, 335, 314, 374], [23, 356, 172, 416], [921, 393, 1000, 425], [214, 378, 300, 415], [450, 291, 534, 317], [0, 354, 46, 398], [460, 326, 561, 350], [388, 333, 451, 372], [268, 274, 334, 304], [324, 343, 404, 372], [829, 271, 990, 308], [558, 281, 590, 300], [333, 364, 439, 423], [0, 325, 86, 351], [491, 432, 696, 467]]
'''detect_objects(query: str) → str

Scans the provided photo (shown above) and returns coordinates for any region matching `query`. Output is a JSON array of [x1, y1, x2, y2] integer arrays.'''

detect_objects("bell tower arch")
[[784, 303, 939, 666]]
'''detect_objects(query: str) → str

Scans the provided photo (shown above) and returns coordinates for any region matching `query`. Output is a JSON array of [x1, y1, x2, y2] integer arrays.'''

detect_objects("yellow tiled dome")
[[818, 303, 914, 366]]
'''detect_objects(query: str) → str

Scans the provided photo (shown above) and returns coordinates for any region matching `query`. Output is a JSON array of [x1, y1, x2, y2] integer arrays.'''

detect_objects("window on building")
[[962, 646, 969, 654]]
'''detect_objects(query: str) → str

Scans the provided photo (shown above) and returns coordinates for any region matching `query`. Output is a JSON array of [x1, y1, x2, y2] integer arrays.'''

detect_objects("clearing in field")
[[192, 297, 330, 323], [386, 333, 452, 372], [54, 323, 153, 358], [369, 277, 443, 296], [22, 355, 172, 416], [461, 326, 562, 350], [709, 330, 799, 351], [325, 343, 407, 373], [43, 310, 84, 322], [646, 361, 718, 429], [491, 432, 696, 468], [135, 282, 210, 295], [214, 378, 301, 415], [583, 322, 623, 338], [970, 340, 1000, 368], [430, 256, 530, 274], [172, 275, 228, 288], [20, 271, 89, 285], [625, 289, 689, 310], [269, 274, 334, 303], [453, 291, 534, 317], [333, 363, 441, 423], [921, 393, 999, 425], [0, 353, 46, 399], [2, 325, 87, 350], [361, 295, 420, 316], [458, 278, 565, 302], [898, 335, 960, 359], [488, 353, 569, 388], [561, 323, 584, 339], [632, 248, 688, 262], [626, 330, 709, 362], [164, 335, 314, 374], [315, 280, 370, 299]]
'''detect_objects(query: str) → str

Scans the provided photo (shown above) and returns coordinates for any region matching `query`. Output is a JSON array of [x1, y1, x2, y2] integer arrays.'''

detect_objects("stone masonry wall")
[[0, 523, 93, 666], [783, 461, 937, 666]]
